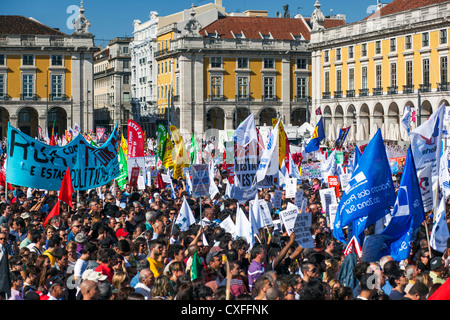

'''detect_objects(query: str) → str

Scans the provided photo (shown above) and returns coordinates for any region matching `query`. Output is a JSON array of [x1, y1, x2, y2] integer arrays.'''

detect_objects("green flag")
[[117, 147, 128, 189], [190, 250, 203, 281], [156, 124, 167, 163], [190, 134, 199, 165]]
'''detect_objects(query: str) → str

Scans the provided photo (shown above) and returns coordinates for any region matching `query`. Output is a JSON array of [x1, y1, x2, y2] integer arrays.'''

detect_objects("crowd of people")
[[0, 139, 448, 302]]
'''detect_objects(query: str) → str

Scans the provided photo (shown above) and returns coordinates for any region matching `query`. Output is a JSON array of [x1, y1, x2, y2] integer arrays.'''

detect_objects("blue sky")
[[2, 0, 383, 47]]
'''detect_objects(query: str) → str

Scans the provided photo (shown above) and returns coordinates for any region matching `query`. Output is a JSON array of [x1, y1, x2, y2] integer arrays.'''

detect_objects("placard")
[[279, 208, 314, 249], [192, 164, 210, 197], [328, 176, 340, 197], [249, 199, 274, 228], [220, 216, 238, 239], [339, 173, 351, 190], [272, 189, 283, 209], [319, 188, 338, 216], [285, 178, 297, 198], [294, 190, 304, 208], [300, 162, 322, 180]]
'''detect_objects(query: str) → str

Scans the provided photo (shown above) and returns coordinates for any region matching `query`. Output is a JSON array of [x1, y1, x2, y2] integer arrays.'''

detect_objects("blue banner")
[[334, 129, 396, 230], [7, 122, 120, 191]]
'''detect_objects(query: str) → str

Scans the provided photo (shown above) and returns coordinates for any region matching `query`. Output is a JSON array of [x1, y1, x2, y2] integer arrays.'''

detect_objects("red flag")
[[127, 119, 145, 157], [315, 107, 322, 115], [156, 172, 166, 189], [58, 168, 74, 208], [43, 199, 60, 227], [343, 236, 362, 257], [428, 278, 450, 300], [49, 129, 56, 146]]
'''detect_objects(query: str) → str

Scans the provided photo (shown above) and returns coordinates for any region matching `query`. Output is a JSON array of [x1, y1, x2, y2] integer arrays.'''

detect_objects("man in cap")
[[429, 256, 446, 285], [116, 228, 129, 241], [43, 276, 66, 300]]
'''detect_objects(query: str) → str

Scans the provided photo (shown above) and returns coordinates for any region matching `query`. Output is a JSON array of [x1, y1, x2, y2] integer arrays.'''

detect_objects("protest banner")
[[300, 162, 322, 180], [6, 122, 120, 191], [220, 216, 238, 239], [339, 173, 351, 190], [96, 127, 105, 142], [279, 207, 314, 249], [127, 119, 145, 158], [129, 167, 140, 188], [319, 188, 338, 218], [192, 164, 209, 197], [249, 199, 274, 228], [127, 157, 146, 182]]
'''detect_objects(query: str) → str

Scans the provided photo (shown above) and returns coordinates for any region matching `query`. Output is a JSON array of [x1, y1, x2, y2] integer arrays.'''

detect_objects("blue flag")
[[305, 117, 325, 154], [335, 126, 351, 150], [334, 129, 396, 232], [380, 147, 425, 261]]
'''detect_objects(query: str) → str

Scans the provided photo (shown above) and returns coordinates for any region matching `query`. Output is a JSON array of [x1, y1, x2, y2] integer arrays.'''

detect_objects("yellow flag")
[[162, 133, 174, 169], [121, 134, 128, 157], [169, 125, 189, 179], [273, 119, 286, 168]]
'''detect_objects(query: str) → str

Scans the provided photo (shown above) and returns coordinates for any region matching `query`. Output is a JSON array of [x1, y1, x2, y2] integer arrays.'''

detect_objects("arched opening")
[[335, 105, 344, 137], [234, 107, 251, 129], [373, 103, 384, 137], [323, 106, 332, 140], [420, 100, 433, 124], [359, 104, 370, 141], [18, 107, 38, 137], [0, 107, 9, 139], [291, 108, 306, 127], [258, 107, 277, 127], [387, 102, 399, 140], [206, 107, 225, 131], [48, 107, 67, 137]]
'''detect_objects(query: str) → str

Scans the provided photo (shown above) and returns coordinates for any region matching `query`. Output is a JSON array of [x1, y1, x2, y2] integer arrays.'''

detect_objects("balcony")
[[373, 87, 383, 96], [419, 83, 431, 93], [387, 86, 398, 94], [334, 91, 343, 98], [49, 94, 69, 101], [236, 94, 252, 102], [294, 96, 308, 102], [20, 94, 39, 101], [322, 91, 331, 99], [403, 85, 415, 94], [262, 95, 279, 102], [359, 88, 369, 97], [0, 94, 10, 101], [346, 90, 355, 98], [438, 82, 450, 92], [209, 95, 225, 101]]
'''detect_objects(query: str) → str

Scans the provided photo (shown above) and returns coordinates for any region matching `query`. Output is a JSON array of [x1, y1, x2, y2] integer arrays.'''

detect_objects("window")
[[237, 76, 249, 99], [157, 63, 160, 75], [237, 57, 249, 69], [296, 58, 307, 69], [123, 75, 130, 84], [422, 32, 429, 47], [405, 35, 412, 50], [51, 75, 63, 98], [348, 46, 354, 59], [123, 46, 129, 54], [375, 41, 381, 55], [440, 29, 448, 45], [361, 43, 368, 57], [296, 77, 307, 99], [0, 74, 4, 97], [211, 57, 222, 68], [123, 92, 130, 102], [22, 74, 33, 98], [376, 65, 382, 88], [336, 70, 342, 92], [348, 68, 355, 90], [0, 54, 4, 65], [164, 61, 167, 73], [406, 61, 413, 86], [423, 59, 430, 85], [390, 38, 396, 52], [441, 56, 448, 83], [390, 63, 397, 87], [263, 77, 275, 99], [324, 71, 330, 93], [324, 51, 329, 63], [336, 48, 342, 61], [263, 58, 275, 69], [123, 60, 130, 69], [51, 55, 63, 66], [361, 66, 368, 89], [211, 76, 222, 98], [22, 55, 34, 66]]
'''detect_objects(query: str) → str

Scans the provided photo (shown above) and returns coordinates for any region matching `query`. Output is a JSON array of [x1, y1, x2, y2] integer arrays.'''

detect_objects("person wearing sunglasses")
[[0, 231, 11, 299]]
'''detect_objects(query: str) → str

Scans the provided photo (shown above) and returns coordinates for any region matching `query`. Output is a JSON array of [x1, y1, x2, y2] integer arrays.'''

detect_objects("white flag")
[[439, 149, 450, 201], [174, 197, 196, 232], [235, 206, 254, 248], [249, 194, 265, 237], [401, 105, 411, 134], [321, 150, 336, 182], [430, 196, 450, 253], [208, 160, 220, 200], [255, 121, 279, 183]]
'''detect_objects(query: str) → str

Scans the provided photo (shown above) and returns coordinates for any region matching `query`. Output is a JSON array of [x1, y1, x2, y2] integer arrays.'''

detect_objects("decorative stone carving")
[[311, 0, 325, 31], [73, 0, 92, 35], [184, 4, 202, 37]]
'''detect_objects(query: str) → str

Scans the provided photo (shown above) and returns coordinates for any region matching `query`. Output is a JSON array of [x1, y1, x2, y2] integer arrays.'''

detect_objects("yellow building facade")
[[311, 0, 450, 142]]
